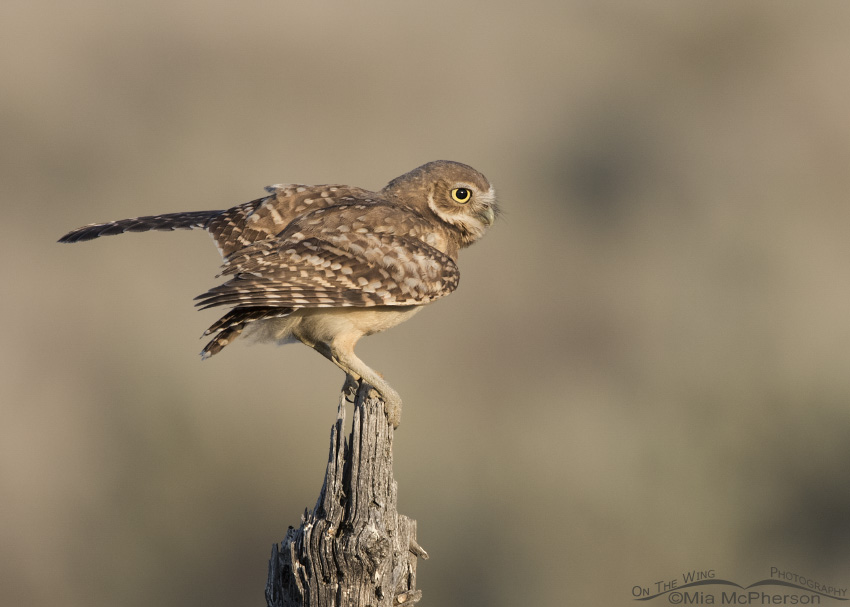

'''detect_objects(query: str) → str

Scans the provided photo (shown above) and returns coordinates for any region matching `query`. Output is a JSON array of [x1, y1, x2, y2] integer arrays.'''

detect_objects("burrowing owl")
[[59, 160, 498, 427]]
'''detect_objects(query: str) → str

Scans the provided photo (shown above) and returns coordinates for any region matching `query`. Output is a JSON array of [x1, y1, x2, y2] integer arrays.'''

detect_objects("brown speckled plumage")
[[59, 160, 498, 426]]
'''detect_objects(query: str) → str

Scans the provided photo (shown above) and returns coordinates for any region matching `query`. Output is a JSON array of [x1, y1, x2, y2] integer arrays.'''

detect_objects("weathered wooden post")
[[266, 383, 427, 607]]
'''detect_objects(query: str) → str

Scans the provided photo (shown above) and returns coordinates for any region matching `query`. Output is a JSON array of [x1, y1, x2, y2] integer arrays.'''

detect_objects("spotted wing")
[[208, 185, 379, 258], [194, 233, 459, 311]]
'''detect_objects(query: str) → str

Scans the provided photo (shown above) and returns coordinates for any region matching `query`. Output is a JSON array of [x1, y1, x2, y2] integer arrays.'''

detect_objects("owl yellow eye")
[[451, 188, 472, 203]]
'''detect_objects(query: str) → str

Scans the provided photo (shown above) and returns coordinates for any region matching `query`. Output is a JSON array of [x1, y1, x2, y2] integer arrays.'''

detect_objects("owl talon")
[[348, 380, 401, 428], [341, 374, 358, 403], [377, 389, 402, 429], [385, 401, 401, 429]]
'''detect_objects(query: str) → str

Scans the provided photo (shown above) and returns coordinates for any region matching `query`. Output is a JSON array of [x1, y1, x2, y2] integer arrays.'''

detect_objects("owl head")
[[381, 160, 499, 247]]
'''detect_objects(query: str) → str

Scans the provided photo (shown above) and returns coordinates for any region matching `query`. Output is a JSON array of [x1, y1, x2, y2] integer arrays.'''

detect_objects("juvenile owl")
[[59, 160, 499, 427]]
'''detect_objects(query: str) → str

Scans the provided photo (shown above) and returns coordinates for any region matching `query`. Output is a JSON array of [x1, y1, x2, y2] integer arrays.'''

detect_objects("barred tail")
[[200, 324, 246, 360], [58, 210, 223, 243], [200, 306, 294, 359]]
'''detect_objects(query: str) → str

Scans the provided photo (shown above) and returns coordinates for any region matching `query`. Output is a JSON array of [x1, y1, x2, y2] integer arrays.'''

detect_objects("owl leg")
[[313, 342, 402, 428]]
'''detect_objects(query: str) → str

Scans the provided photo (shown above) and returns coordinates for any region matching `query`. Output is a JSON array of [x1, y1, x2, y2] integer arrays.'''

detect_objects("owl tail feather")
[[200, 306, 294, 359], [201, 324, 245, 359], [58, 210, 223, 243]]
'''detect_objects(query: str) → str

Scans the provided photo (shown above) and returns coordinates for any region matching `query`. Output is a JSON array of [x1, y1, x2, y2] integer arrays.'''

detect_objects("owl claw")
[[375, 388, 402, 429], [342, 374, 358, 403], [385, 399, 401, 429], [341, 376, 401, 428]]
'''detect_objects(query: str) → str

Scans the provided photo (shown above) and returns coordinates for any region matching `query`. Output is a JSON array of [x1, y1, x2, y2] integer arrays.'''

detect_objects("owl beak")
[[480, 205, 496, 227]]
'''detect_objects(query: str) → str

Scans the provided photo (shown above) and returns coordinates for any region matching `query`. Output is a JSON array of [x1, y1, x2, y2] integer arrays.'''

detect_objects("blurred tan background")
[[3, 1, 850, 606]]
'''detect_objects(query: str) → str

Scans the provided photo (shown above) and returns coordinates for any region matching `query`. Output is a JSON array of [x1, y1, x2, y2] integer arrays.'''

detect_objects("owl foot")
[[341, 374, 358, 403], [380, 390, 402, 429], [340, 375, 401, 428]]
